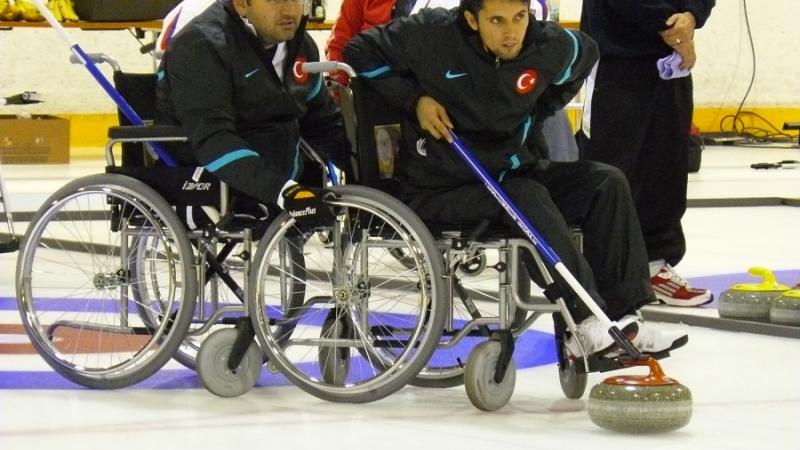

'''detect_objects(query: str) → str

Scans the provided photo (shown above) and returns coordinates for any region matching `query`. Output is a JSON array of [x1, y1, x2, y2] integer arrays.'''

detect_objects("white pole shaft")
[[553, 262, 616, 329], [30, 0, 78, 48]]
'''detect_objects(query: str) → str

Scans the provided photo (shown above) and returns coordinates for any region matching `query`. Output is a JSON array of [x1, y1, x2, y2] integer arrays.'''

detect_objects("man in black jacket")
[[579, 0, 715, 307], [345, 0, 687, 356], [157, 0, 348, 220]]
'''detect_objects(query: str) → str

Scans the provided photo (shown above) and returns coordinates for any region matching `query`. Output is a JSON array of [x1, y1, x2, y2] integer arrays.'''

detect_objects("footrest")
[[578, 350, 672, 374]]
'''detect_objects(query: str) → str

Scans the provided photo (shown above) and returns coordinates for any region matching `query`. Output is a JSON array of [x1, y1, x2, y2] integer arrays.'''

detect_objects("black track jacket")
[[343, 8, 598, 193], [580, 0, 715, 58], [156, 2, 347, 205]]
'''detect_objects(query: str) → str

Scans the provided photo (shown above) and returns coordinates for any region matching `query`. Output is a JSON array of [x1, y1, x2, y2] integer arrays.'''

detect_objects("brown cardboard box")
[[0, 115, 70, 164]]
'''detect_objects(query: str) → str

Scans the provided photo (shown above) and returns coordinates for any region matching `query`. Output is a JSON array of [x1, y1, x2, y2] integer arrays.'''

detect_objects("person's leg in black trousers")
[[582, 56, 710, 306], [409, 158, 687, 354], [410, 159, 653, 324], [582, 56, 692, 265]]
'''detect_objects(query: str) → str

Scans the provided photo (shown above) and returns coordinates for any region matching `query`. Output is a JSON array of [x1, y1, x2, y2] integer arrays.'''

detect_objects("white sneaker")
[[565, 316, 638, 357], [630, 320, 688, 354]]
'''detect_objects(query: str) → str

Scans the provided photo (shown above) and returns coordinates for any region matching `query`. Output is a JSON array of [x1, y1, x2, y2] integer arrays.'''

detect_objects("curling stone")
[[770, 289, 800, 326], [718, 267, 790, 322], [588, 358, 691, 434]]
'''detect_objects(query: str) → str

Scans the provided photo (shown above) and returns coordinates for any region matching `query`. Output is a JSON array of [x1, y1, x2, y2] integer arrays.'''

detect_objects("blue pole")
[[71, 45, 178, 168], [449, 133, 560, 266]]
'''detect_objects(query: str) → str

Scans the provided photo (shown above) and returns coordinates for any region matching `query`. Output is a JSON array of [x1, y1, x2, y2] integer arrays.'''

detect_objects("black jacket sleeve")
[[680, 0, 715, 28], [607, 0, 714, 33], [342, 17, 426, 116], [164, 36, 287, 204], [534, 27, 599, 120], [607, 0, 680, 33]]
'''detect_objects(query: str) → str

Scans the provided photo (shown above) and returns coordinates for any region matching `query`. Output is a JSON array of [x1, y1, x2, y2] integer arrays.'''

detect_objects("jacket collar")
[[223, 3, 308, 83]]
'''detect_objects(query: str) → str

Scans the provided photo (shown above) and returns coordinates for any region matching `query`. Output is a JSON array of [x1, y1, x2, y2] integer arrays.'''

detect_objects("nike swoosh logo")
[[445, 70, 468, 79], [245, 68, 260, 79]]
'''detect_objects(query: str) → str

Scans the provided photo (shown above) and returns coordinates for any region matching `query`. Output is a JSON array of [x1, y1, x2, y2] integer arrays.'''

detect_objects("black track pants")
[[410, 159, 655, 322], [581, 56, 693, 266]]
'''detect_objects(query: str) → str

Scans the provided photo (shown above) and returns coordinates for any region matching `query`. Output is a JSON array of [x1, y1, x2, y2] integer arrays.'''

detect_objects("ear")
[[464, 10, 479, 32], [232, 0, 247, 16]]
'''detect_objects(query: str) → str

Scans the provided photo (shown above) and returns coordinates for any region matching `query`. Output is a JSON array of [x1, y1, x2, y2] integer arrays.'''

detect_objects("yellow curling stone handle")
[[730, 267, 791, 292]]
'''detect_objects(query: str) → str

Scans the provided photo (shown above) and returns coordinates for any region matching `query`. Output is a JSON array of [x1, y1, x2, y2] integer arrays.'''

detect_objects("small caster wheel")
[[197, 328, 262, 397], [457, 250, 487, 278], [557, 338, 587, 399], [319, 311, 351, 386], [267, 359, 280, 374], [464, 340, 516, 411]]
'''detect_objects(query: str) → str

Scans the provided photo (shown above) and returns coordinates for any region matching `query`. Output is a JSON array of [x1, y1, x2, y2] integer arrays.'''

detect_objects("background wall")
[[1, 0, 798, 135]]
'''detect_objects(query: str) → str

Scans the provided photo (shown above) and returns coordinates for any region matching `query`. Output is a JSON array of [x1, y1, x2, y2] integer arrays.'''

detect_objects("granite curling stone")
[[588, 358, 692, 434], [770, 289, 800, 326], [718, 267, 790, 322]]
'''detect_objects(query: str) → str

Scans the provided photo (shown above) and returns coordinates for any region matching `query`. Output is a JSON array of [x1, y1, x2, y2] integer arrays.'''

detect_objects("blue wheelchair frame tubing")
[[71, 44, 178, 168], [449, 133, 561, 266]]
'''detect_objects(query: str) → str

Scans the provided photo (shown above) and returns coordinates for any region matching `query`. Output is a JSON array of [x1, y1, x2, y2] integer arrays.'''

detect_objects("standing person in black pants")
[[579, 0, 715, 307]]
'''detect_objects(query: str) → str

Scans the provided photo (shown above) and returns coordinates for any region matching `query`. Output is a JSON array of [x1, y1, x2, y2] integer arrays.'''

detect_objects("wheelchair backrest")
[[346, 78, 404, 197], [112, 71, 158, 167]]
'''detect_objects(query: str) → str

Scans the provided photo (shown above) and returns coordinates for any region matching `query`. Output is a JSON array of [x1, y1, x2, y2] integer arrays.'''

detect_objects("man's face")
[[465, 0, 530, 60], [233, 0, 303, 45]]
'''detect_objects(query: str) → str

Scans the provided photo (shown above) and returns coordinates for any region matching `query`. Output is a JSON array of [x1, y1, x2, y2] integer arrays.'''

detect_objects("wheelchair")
[[14, 57, 447, 401], [326, 63, 678, 410]]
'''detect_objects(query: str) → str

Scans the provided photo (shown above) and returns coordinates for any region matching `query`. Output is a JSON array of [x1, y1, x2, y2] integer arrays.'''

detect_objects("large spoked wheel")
[[464, 340, 517, 411], [132, 234, 305, 371], [249, 185, 446, 403], [15, 174, 197, 389], [413, 256, 530, 388]]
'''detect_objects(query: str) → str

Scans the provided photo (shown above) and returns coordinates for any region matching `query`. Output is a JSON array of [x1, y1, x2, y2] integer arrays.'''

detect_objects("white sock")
[[649, 259, 666, 277]]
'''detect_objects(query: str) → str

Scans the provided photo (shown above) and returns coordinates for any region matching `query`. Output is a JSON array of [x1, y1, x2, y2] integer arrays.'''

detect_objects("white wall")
[[1, 0, 797, 115]]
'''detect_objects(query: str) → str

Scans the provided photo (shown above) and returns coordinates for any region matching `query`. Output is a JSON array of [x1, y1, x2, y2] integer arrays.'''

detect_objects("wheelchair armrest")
[[108, 125, 186, 140]]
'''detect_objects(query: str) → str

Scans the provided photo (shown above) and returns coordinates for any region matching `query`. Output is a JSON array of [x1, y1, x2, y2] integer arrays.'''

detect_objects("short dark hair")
[[459, 0, 531, 16]]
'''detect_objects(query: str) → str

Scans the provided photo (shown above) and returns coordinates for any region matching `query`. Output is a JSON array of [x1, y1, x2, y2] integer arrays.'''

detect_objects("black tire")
[[554, 313, 587, 399], [318, 309, 352, 386]]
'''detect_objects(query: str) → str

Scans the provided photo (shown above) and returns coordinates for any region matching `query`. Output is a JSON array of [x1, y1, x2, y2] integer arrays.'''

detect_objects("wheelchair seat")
[[108, 71, 274, 232]]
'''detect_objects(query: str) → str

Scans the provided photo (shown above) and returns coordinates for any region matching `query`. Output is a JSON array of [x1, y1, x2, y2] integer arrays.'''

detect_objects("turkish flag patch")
[[292, 56, 308, 84], [515, 69, 538, 95]]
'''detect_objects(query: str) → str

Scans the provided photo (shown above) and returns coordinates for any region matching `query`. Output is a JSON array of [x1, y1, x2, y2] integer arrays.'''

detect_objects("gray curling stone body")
[[718, 289, 783, 322], [770, 290, 800, 326], [588, 358, 692, 434]]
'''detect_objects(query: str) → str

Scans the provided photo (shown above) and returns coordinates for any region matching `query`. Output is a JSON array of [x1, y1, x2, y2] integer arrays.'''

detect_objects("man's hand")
[[660, 12, 697, 70], [673, 40, 697, 70], [660, 12, 696, 47], [416, 95, 454, 143], [281, 184, 335, 231]]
